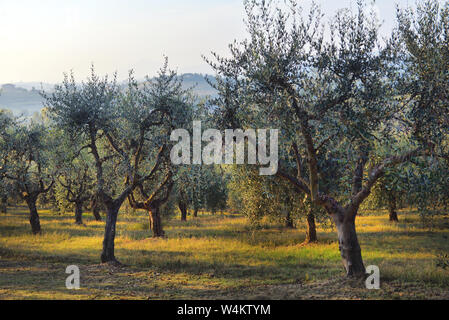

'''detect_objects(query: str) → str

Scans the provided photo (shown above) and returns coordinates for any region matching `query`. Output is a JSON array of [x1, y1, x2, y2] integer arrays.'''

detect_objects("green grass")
[[0, 206, 449, 299]]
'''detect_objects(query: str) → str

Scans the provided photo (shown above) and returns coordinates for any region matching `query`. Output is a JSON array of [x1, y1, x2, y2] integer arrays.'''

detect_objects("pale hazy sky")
[[0, 0, 421, 84]]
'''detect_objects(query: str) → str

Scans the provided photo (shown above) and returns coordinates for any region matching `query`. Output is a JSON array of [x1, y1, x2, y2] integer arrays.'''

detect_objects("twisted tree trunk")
[[388, 195, 399, 222], [90, 196, 102, 221], [75, 201, 83, 225], [26, 196, 41, 234], [179, 201, 187, 221], [389, 207, 398, 222], [92, 206, 102, 221], [101, 205, 120, 264], [285, 211, 295, 228], [333, 211, 365, 277], [149, 207, 165, 237], [0, 194, 7, 214], [304, 211, 317, 243]]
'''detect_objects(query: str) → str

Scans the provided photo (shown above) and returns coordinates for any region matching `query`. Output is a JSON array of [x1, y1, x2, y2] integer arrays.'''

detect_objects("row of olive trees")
[[206, 0, 449, 277], [0, 62, 209, 264], [43, 63, 202, 264], [2, 0, 447, 278]]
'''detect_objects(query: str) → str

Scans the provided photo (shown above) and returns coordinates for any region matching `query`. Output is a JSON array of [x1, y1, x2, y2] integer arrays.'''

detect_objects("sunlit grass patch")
[[1, 205, 448, 299]]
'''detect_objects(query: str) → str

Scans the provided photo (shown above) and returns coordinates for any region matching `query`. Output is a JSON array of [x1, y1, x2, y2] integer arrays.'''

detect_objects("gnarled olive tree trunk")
[[75, 201, 83, 225], [304, 211, 317, 244], [388, 194, 399, 222], [285, 211, 295, 229], [389, 207, 398, 222], [91, 197, 102, 221], [25, 196, 41, 234], [92, 206, 102, 221], [332, 210, 365, 277], [179, 201, 187, 221], [101, 205, 120, 263], [149, 206, 165, 237], [0, 194, 7, 214]]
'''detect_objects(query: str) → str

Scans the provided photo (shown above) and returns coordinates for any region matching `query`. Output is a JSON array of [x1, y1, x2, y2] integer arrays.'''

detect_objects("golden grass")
[[0, 206, 448, 299]]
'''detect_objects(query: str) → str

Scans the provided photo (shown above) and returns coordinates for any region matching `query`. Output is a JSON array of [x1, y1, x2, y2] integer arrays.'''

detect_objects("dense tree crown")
[[205, 0, 449, 276]]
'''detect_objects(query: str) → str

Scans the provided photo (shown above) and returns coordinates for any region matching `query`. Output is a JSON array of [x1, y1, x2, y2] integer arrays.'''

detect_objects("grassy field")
[[0, 206, 449, 300]]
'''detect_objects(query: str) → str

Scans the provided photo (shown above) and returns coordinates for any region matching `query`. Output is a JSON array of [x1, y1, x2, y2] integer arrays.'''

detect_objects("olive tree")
[[128, 167, 174, 237], [45, 63, 186, 264], [206, 0, 448, 277], [2, 122, 54, 234], [0, 110, 16, 213]]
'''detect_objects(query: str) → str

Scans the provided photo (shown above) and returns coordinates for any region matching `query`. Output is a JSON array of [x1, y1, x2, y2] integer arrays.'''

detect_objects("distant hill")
[[0, 84, 45, 115], [0, 74, 217, 116], [179, 73, 217, 97]]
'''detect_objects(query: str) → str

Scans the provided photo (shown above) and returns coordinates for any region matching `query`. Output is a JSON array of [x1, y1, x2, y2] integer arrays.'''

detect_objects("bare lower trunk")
[[149, 207, 164, 237], [388, 203, 398, 223], [75, 202, 83, 225], [91, 197, 102, 221], [92, 206, 102, 221], [388, 193, 399, 222], [193, 208, 198, 218], [26, 197, 41, 234], [101, 205, 120, 263], [304, 212, 317, 243], [334, 213, 365, 277], [0, 194, 7, 214], [179, 201, 187, 221], [285, 211, 295, 228], [389, 208, 398, 222]]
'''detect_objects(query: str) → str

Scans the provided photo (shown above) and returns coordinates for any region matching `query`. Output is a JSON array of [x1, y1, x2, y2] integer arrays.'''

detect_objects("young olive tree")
[[48, 128, 98, 224], [405, 157, 449, 227], [228, 165, 325, 242], [57, 160, 95, 225], [45, 62, 187, 264], [128, 167, 174, 237], [206, 0, 448, 277], [2, 122, 54, 234]]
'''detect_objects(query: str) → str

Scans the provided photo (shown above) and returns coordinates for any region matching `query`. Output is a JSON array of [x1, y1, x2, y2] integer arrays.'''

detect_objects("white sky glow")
[[0, 0, 429, 84]]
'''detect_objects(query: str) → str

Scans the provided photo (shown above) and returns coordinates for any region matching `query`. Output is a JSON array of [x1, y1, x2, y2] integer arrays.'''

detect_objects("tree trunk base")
[[101, 259, 124, 268], [75, 202, 84, 225], [304, 212, 317, 243], [101, 205, 119, 264], [285, 215, 295, 229], [149, 207, 165, 238], [389, 210, 399, 222], [0, 195, 7, 214], [178, 200, 188, 221], [26, 198, 41, 234], [337, 219, 366, 278], [93, 208, 102, 221], [300, 237, 318, 246]]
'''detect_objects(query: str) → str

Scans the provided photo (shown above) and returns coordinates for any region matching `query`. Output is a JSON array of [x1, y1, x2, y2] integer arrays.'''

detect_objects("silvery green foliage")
[[206, 0, 400, 208], [44, 61, 194, 203], [1, 119, 54, 200], [397, 0, 449, 147], [405, 157, 449, 228], [50, 129, 96, 213], [207, 0, 448, 211], [0, 110, 16, 205]]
